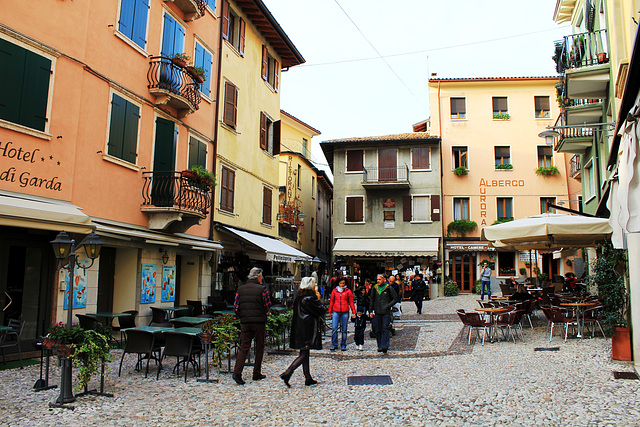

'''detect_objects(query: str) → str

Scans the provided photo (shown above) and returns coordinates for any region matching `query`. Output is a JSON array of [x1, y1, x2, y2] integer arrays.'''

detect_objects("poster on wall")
[[162, 265, 176, 302], [63, 260, 89, 309], [141, 264, 157, 304]]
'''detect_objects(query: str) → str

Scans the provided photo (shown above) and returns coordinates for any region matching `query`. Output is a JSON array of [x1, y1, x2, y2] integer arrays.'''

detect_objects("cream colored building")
[[428, 77, 580, 292]]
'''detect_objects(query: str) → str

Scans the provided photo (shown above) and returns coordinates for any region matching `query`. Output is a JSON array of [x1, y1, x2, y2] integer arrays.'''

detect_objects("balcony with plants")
[[362, 165, 410, 189], [141, 167, 213, 233], [165, 0, 207, 21], [148, 54, 202, 118]]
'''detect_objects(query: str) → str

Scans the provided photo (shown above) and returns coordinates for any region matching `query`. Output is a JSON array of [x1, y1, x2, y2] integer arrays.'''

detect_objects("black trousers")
[[284, 348, 311, 380], [414, 297, 423, 314], [233, 322, 265, 376], [354, 326, 365, 345]]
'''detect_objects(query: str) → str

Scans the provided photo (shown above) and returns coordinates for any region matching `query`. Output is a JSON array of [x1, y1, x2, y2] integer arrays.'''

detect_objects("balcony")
[[552, 113, 594, 154], [148, 57, 201, 118], [570, 154, 581, 180], [141, 171, 211, 233], [164, 0, 206, 21], [554, 30, 610, 99], [564, 98, 603, 125], [362, 165, 410, 189]]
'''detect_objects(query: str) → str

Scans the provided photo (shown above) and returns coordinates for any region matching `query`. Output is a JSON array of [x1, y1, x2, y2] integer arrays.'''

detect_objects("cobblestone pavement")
[[1, 294, 639, 426]]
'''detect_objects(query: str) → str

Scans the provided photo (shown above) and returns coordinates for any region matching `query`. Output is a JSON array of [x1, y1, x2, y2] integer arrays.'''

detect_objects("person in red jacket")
[[328, 277, 356, 351]]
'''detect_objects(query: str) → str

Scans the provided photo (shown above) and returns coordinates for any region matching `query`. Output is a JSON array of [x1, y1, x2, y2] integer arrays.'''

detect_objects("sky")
[[262, 0, 571, 178]]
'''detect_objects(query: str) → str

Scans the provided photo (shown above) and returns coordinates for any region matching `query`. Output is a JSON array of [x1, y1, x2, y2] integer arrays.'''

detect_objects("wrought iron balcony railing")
[[141, 171, 211, 217], [570, 154, 581, 179], [553, 29, 609, 74], [147, 56, 201, 117], [362, 165, 410, 184]]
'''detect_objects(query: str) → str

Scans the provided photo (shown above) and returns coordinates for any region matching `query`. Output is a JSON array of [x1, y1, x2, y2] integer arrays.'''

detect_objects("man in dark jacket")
[[369, 274, 399, 353], [411, 273, 427, 314], [233, 267, 271, 385]]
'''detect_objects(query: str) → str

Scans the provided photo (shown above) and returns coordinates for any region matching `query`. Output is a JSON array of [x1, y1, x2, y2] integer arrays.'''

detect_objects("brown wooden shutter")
[[223, 82, 237, 127], [261, 46, 268, 81], [430, 195, 440, 221], [239, 19, 245, 56], [228, 168, 235, 211], [403, 195, 411, 221], [262, 187, 272, 224], [273, 120, 281, 155], [274, 60, 279, 91], [259, 112, 267, 150], [346, 150, 363, 171], [222, 0, 230, 40], [346, 197, 355, 222], [355, 197, 363, 221], [412, 147, 429, 169]]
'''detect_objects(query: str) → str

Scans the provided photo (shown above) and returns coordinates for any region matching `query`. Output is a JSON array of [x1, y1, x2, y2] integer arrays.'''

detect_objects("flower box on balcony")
[[493, 113, 510, 120], [535, 166, 560, 177], [453, 166, 469, 176], [495, 164, 513, 170]]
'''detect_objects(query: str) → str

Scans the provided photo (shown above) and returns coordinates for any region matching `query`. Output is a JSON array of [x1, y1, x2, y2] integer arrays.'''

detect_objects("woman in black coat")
[[280, 276, 326, 387]]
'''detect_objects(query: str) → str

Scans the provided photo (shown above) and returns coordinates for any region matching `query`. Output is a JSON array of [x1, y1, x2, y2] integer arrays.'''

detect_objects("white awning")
[[93, 220, 223, 250], [219, 226, 311, 263], [333, 238, 439, 257], [0, 193, 94, 234]]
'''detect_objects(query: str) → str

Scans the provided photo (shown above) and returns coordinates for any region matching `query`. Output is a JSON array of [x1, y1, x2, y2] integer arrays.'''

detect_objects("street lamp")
[[538, 129, 560, 147], [49, 230, 103, 408]]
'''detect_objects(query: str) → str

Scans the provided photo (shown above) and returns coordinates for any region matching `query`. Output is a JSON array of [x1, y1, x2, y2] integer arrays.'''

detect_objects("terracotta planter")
[[201, 331, 213, 343], [56, 343, 76, 358], [612, 327, 632, 361], [597, 52, 608, 64], [171, 58, 187, 68], [182, 170, 197, 180]]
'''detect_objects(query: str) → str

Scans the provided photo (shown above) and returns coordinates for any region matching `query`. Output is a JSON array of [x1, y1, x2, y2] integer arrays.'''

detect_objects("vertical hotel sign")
[[478, 178, 525, 226]]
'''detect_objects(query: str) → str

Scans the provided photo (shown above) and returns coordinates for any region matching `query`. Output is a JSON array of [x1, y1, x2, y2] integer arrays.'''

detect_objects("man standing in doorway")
[[369, 274, 399, 353], [233, 267, 271, 385], [480, 261, 492, 301]]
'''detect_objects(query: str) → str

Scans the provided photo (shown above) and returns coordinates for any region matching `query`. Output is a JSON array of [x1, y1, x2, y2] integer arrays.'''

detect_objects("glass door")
[[450, 252, 476, 293]]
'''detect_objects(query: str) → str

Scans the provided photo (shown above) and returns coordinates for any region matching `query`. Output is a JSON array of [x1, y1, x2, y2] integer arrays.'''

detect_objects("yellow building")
[[429, 76, 580, 292], [211, 0, 308, 302]]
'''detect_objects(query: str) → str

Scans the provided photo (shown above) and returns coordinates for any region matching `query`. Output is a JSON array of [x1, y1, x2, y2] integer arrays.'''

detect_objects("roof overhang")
[[218, 225, 311, 263]]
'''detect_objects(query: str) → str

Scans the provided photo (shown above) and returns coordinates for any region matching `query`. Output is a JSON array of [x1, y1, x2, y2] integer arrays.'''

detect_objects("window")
[[118, 0, 149, 49], [537, 146, 553, 168], [107, 93, 139, 164], [497, 252, 516, 277], [492, 96, 508, 116], [262, 186, 272, 225], [585, 161, 595, 199], [220, 165, 235, 212], [346, 150, 364, 172], [223, 81, 238, 128], [302, 138, 308, 158], [188, 136, 207, 169], [311, 176, 315, 199], [193, 42, 212, 97], [261, 46, 279, 91], [540, 197, 556, 214], [345, 196, 364, 223], [452, 146, 468, 169], [411, 196, 431, 222], [403, 195, 440, 222], [497, 197, 513, 220], [450, 97, 466, 119], [535, 96, 550, 118], [297, 165, 302, 188], [161, 13, 185, 59], [0, 38, 52, 132], [259, 112, 280, 155], [495, 146, 511, 166], [316, 231, 322, 250], [453, 198, 470, 220], [411, 147, 431, 170], [222, 0, 245, 55]]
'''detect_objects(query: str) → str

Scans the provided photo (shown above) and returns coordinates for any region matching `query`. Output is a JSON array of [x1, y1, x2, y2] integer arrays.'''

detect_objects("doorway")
[[450, 252, 476, 292], [96, 247, 116, 313]]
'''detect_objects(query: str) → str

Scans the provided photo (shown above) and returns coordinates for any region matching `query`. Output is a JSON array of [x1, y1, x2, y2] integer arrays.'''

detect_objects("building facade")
[[0, 0, 222, 337], [321, 134, 442, 296], [428, 76, 578, 292]]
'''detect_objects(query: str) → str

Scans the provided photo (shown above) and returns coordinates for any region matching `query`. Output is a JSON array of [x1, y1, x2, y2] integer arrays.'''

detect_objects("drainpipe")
[[209, 13, 225, 242], [436, 79, 446, 291]]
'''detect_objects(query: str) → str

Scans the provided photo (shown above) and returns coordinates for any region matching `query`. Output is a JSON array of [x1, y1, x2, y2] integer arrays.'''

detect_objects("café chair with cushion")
[[158, 332, 201, 382], [0, 319, 25, 368], [465, 312, 493, 345], [119, 329, 162, 378], [583, 305, 606, 338], [541, 306, 577, 342]]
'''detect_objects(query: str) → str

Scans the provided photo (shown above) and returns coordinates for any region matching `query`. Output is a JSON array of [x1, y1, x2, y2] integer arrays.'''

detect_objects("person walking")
[[280, 277, 326, 387], [232, 267, 271, 385], [480, 261, 492, 301], [369, 274, 399, 353], [328, 277, 356, 351], [411, 273, 427, 314], [352, 307, 367, 350]]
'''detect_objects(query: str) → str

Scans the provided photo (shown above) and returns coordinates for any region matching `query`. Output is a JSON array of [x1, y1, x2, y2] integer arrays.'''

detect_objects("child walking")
[[353, 306, 367, 351]]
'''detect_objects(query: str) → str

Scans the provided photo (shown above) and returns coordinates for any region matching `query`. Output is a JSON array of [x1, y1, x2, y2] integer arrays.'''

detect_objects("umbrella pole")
[[529, 250, 533, 280]]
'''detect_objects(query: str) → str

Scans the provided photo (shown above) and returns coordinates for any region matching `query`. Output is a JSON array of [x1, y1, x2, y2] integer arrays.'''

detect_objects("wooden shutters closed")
[[346, 196, 363, 222], [346, 150, 363, 172], [262, 187, 272, 225], [378, 148, 397, 181], [223, 81, 237, 128], [259, 112, 267, 150], [430, 195, 440, 221]]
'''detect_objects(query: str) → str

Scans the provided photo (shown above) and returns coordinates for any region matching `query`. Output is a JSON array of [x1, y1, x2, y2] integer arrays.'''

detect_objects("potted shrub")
[[453, 166, 469, 176], [201, 315, 239, 368], [170, 53, 190, 68], [443, 280, 459, 296], [45, 322, 83, 358], [519, 268, 527, 276], [266, 308, 293, 351], [188, 165, 216, 189], [446, 219, 477, 237], [589, 242, 630, 360], [185, 66, 207, 84], [493, 113, 510, 120], [535, 166, 560, 177]]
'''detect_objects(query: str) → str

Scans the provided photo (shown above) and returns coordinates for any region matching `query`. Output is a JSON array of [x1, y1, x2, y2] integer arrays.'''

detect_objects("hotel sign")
[[445, 243, 495, 252]]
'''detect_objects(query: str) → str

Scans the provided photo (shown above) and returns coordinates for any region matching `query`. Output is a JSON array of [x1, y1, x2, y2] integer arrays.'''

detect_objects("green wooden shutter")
[[122, 100, 139, 164], [0, 39, 26, 125], [20, 51, 51, 131], [107, 94, 126, 159]]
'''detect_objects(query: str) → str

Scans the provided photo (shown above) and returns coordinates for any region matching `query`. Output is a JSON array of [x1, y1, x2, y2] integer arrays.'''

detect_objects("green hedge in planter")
[[535, 166, 560, 177], [495, 163, 513, 170], [472, 280, 482, 294], [446, 220, 477, 237], [453, 166, 469, 176], [492, 217, 514, 225], [444, 280, 459, 296]]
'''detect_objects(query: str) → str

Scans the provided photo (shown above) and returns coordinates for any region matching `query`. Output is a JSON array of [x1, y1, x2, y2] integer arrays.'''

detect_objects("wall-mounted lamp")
[[538, 129, 560, 147], [160, 248, 169, 265]]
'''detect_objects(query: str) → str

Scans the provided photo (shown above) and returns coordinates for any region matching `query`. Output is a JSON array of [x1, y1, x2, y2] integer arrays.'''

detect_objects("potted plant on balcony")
[[453, 166, 469, 176], [535, 166, 560, 177], [446, 219, 477, 237], [170, 53, 191, 68], [185, 66, 207, 84], [492, 113, 510, 120], [189, 165, 216, 189]]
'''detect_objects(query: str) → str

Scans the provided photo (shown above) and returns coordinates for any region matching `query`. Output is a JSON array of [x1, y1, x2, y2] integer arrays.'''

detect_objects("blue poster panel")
[[162, 265, 176, 302], [63, 260, 90, 309], [141, 264, 157, 304]]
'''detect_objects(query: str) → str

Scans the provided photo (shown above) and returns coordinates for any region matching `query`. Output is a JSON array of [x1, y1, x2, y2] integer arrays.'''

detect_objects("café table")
[[158, 306, 192, 319], [0, 325, 12, 332], [475, 307, 509, 341], [212, 310, 235, 316], [124, 325, 173, 333], [170, 317, 209, 326], [560, 302, 598, 338], [87, 312, 133, 327]]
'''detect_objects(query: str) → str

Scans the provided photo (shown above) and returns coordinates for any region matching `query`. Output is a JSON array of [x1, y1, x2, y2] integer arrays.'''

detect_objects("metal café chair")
[[158, 331, 201, 382], [150, 307, 169, 326], [114, 311, 138, 344], [118, 329, 162, 378], [0, 319, 25, 368]]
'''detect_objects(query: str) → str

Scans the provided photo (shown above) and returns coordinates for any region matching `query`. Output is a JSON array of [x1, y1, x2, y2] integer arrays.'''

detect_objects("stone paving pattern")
[[1, 294, 639, 426]]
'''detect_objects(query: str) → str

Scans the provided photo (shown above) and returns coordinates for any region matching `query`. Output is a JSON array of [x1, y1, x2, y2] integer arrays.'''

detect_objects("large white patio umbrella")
[[482, 213, 613, 250]]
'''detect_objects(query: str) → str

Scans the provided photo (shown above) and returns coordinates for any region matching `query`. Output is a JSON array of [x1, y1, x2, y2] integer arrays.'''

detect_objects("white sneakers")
[[357, 344, 364, 351]]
